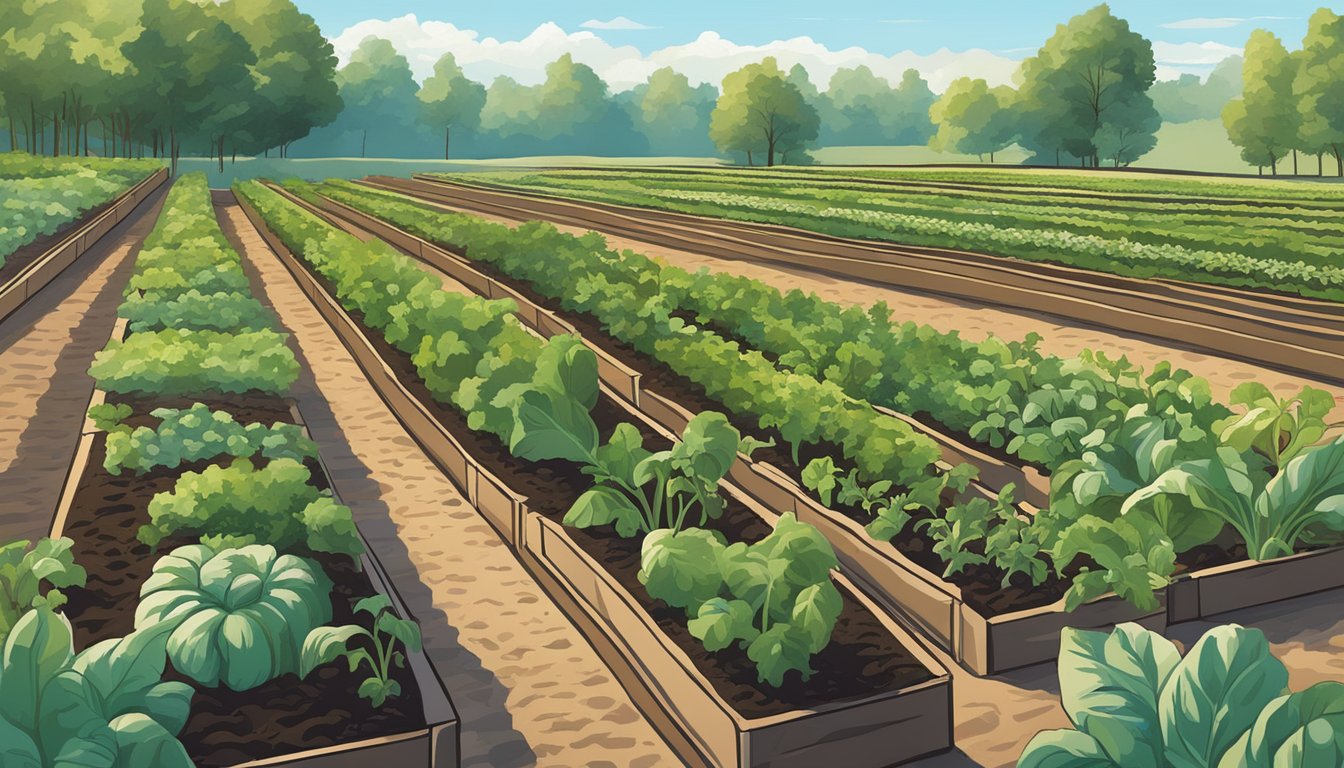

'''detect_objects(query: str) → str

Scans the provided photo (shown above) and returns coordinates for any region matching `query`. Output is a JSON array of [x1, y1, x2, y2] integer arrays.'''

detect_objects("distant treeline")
[[6, 0, 1325, 171]]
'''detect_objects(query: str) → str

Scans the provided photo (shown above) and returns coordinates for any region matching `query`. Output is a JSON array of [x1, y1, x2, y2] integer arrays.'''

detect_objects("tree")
[[417, 53, 485, 160], [1014, 4, 1158, 167], [1094, 93, 1160, 166], [928, 77, 1016, 162], [1150, 56, 1242, 123], [1294, 8, 1344, 176], [710, 57, 819, 166], [332, 37, 420, 158], [629, 67, 716, 156], [1223, 29, 1298, 174]]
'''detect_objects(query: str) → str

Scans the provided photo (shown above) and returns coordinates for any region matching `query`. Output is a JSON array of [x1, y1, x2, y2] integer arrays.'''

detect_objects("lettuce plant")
[[300, 594, 422, 707], [0, 607, 193, 767], [101, 403, 316, 475], [140, 457, 363, 558], [639, 513, 842, 686], [1215, 383, 1341, 471], [1123, 437, 1344, 561], [135, 543, 337, 691], [0, 538, 86, 646], [1019, 622, 1344, 768]]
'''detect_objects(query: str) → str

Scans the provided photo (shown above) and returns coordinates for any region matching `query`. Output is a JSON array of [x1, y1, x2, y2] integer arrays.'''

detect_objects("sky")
[[291, 1, 1325, 91]]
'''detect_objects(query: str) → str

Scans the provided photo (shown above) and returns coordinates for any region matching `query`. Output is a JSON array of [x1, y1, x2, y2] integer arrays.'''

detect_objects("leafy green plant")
[[0, 607, 193, 767], [1019, 622, 1344, 768], [800, 456, 840, 506], [917, 498, 991, 578], [639, 513, 842, 686], [89, 328, 300, 397], [135, 543, 337, 691], [121, 289, 274, 334], [300, 594, 422, 708], [1215, 382, 1341, 471], [140, 457, 364, 558], [0, 538, 86, 646], [102, 403, 316, 475], [86, 402, 132, 432], [1124, 437, 1344, 561]]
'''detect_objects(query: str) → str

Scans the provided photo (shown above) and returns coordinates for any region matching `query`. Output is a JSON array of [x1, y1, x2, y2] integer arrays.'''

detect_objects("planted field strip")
[[400, 175, 1344, 385], [0, 167, 168, 326], [235, 184, 956, 768], [329, 177, 1344, 676], [52, 318, 459, 768]]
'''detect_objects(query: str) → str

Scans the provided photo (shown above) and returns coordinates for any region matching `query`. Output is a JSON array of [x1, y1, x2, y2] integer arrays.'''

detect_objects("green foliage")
[[86, 403, 132, 432], [102, 402, 316, 475], [140, 457, 364, 558], [0, 607, 192, 767], [1019, 622, 1344, 768], [300, 594, 423, 708], [928, 77, 1016, 160], [1223, 30, 1299, 172], [0, 539, 86, 647], [135, 543, 336, 691], [1215, 383, 1340, 471], [416, 52, 486, 160], [0, 158, 156, 264], [639, 513, 841, 686], [120, 289, 273, 334], [89, 328, 300, 397], [709, 57, 820, 165]]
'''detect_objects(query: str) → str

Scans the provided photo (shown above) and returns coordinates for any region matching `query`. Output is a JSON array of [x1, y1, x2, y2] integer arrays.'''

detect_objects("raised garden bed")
[[50, 310, 458, 767], [238, 187, 955, 768], [0, 167, 168, 324]]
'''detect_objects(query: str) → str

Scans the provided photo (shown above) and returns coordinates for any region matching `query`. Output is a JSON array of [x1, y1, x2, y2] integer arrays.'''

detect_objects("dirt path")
[[438, 203, 1344, 419], [216, 199, 674, 768], [0, 187, 167, 544]]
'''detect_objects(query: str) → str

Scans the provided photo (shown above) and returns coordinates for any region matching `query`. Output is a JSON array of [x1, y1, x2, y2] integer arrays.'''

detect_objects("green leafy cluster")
[[300, 594, 422, 707], [135, 543, 336, 691], [639, 513, 842, 686], [0, 607, 193, 768], [88, 328, 299, 396], [140, 457, 364, 559], [101, 403, 316, 475], [1021, 622, 1344, 768], [120, 289, 273, 334], [0, 538, 87, 647]]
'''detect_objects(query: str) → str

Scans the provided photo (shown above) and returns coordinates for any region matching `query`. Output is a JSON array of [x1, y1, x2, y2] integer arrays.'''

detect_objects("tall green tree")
[[1014, 4, 1158, 167], [628, 67, 716, 156], [1223, 29, 1299, 174], [928, 77, 1016, 162], [710, 57, 819, 166], [1150, 56, 1242, 123], [417, 53, 485, 160], [1294, 8, 1344, 176], [333, 37, 420, 158]]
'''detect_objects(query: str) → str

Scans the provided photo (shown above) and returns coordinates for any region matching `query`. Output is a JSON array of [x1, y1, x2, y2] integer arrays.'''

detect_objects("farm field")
[[433, 166, 1344, 303]]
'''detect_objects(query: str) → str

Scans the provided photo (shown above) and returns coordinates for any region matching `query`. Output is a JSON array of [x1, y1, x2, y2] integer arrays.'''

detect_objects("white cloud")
[[1152, 40, 1243, 66], [580, 16, 654, 31], [330, 14, 1020, 92], [1160, 15, 1295, 30]]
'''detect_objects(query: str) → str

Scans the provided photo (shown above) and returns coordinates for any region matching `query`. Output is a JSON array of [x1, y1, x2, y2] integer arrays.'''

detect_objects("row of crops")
[[304, 178, 1344, 623], [0, 154, 161, 266], [437, 167, 1344, 301], [0, 175, 431, 766]]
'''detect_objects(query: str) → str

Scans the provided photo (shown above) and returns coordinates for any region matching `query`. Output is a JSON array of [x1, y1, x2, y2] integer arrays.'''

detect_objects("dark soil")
[[0, 197, 118, 287], [278, 221, 936, 716], [59, 392, 425, 766]]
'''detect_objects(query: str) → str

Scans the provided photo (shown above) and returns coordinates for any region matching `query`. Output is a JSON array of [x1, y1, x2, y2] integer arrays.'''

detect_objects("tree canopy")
[[1223, 30, 1299, 173], [418, 53, 486, 160], [928, 77, 1016, 161], [709, 57, 820, 166]]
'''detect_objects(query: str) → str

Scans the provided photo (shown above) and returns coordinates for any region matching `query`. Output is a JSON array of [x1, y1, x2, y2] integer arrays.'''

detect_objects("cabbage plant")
[[0, 538, 86, 646], [0, 607, 192, 767], [135, 544, 336, 691], [1020, 622, 1344, 768]]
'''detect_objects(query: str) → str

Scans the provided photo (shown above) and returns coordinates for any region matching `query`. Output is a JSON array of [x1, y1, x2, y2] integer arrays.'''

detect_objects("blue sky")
[[295, 1, 1316, 56]]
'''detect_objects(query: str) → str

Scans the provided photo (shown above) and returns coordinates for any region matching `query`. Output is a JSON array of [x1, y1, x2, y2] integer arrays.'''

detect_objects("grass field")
[[435, 165, 1344, 302]]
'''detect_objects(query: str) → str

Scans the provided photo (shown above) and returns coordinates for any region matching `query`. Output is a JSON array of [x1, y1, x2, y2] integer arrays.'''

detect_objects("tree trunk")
[[1319, 153, 1323, 176], [1055, 148, 1060, 166], [1334, 146, 1343, 176], [989, 151, 995, 163], [767, 139, 775, 167], [444, 125, 451, 160], [361, 129, 367, 158], [747, 149, 753, 166], [1293, 149, 1298, 175]]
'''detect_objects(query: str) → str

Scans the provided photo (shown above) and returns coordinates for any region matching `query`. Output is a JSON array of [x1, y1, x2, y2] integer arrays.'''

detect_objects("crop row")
[[237, 178, 852, 688], [0, 173, 423, 767], [0, 153, 161, 265], [317, 179, 1344, 617], [440, 170, 1344, 301]]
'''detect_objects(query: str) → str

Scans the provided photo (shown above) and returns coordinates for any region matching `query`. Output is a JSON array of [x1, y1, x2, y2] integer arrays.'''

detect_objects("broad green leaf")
[[687, 598, 757, 651], [1217, 681, 1344, 768], [564, 486, 643, 538], [1256, 436, 1344, 556], [107, 713, 193, 768], [638, 528, 726, 611], [137, 682, 194, 736], [358, 677, 400, 708], [800, 456, 839, 507], [51, 728, 117, 768], [672, 412, 740, 484], [1017, 729, 1116, 768], [375, 612, 423, 654], [509, 388, 599, 464], [1160, 624, 1289, 768], [1, 607, 74, 735], [590, 423, 650, 487], [0, 713, 40, 768], [532, 336, 599, 409], [746, 624, 813, 687], [354, 594, 392, 618], [790, 582, 842, 654], [300, 625, 369, 678], [1057, 624, 1179, 768]]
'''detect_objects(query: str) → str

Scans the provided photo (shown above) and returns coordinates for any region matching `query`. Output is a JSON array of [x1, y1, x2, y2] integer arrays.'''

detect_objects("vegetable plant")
[[0, 607, 193, 767], [0, 538, 86, 646], [101, 402, 316, 475], [639, 513, 842, 686], [89, 328, 300, 397], [300, 594, 423, 707], [1124, 437, 1344, 561], [135, 543, 337, 691], [1215, 383, 1341, 471], [1019, 622, 1344, 768], [140, 457, 364, 558]]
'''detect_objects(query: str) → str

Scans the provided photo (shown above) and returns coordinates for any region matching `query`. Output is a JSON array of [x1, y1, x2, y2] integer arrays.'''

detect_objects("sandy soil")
[[0, 187, 166, 544], [218, 200, 674, 768]]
